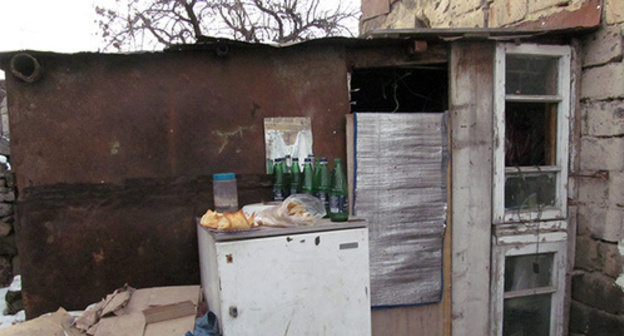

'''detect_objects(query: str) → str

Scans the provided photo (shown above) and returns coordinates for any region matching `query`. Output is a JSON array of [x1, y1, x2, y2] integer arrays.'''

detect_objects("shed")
[[0, 28, 591, 335]]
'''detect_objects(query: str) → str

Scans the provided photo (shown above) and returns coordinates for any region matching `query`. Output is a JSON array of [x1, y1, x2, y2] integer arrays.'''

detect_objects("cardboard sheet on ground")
[[0, 307, 80, 336], [94, 285, 200, 336], [0, 285, 201, 336]]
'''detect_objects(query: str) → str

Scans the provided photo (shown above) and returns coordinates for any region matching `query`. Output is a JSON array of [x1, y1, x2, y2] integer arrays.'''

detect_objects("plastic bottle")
[[301, 157, 314, 195], [329, 158, 349, 222], [272, 158, 285, 201], [213, 173, 238, 213], [289, 157, 301, 195], [314, 158, 331, 215]]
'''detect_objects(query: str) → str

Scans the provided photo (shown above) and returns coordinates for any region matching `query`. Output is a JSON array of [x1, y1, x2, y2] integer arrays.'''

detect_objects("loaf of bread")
[[200, 209, 256, 230]]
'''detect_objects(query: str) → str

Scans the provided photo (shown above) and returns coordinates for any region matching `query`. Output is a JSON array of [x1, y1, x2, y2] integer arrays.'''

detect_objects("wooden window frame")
[[490, 235, 567, 336], [492, 43, 571, 224]]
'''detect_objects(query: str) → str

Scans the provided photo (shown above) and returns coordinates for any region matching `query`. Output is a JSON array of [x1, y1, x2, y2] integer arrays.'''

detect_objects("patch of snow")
[[617, 239, 624, 289], [0, 278, 25, 329], [8, 275, 20, 292]]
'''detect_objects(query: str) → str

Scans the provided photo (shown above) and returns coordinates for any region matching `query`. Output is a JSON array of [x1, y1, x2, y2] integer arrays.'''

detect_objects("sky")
[[0, 0, 360, 79], [0, 0, 99, 53], [0, 0, 99, 79]]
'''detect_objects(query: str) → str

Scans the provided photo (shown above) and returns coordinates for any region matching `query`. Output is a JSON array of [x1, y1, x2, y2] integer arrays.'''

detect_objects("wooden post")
[[450, 41, 495, 336]]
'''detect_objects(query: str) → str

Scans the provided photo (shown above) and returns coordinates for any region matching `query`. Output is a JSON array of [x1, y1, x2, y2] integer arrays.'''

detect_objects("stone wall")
[[361, 0, 624, 335], [361, 0, 595, 32], [0, 80, 16, 287], [571, 1, 624, 334]]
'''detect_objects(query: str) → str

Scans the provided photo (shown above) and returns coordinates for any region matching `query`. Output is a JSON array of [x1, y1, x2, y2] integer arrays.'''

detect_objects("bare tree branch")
[[95, 0, 360, 51]]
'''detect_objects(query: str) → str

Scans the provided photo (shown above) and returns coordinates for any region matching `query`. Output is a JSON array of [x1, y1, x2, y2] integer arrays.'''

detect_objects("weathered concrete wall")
[[571, 1, 624, 334]]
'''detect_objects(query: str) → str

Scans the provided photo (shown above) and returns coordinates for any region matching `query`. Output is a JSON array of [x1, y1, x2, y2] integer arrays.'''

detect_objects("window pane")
[[506, 55, 558, 95], [505, 102, 557, 167], [503, 294, 551, 336], [505, 253, 554, 291], [505, 171, 556, 211]]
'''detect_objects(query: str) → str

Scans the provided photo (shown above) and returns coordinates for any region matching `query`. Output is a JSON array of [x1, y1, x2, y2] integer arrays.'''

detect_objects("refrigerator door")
[[214, 228, 370, 335]]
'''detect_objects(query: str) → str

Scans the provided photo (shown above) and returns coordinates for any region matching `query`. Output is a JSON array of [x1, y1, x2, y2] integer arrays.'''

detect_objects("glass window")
[[503, 294, 552, 336], [504, 253, 554, 291], [505, 55, 559, 95], [505, 102, 557, 167], [505, 172, 557, 211]]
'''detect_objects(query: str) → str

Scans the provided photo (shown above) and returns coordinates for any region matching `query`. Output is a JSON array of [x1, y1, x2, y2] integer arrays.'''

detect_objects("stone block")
[[0, 191, 15, 203], [582, 25, 624, 67], [0, 220, 11, 237], [450, 0, 482, 15], [528, 0, 570, 13], [4, 172, 13, 189], [569, 300, 590, 334], [488, 0, 528, 27], [450, 8, 485, 27], [581, 100, 624, 137], [572, 272, 624, 315], [0, 202, 13, 217], [587, 306, 624, 335], [581, 62, 624, 100], [578, 205, 624, 242], [570, 298, 624, 335], [577, 177, 609, 207], [575, 235, 601, 271], [423, 0, 453, 28], [606, 0, 624, 24], [600, 241, 624, 278], [0, 256, 10, 287], [610, 170, 624, 206], [579, 137, 624, 171]]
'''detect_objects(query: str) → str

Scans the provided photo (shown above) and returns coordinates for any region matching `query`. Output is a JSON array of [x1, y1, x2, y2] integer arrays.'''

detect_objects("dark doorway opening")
[[350, 65, 448, 113]]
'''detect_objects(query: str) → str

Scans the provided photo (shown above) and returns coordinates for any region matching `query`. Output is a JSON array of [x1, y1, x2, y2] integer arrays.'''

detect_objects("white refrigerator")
[[197, 220, 371, 335]]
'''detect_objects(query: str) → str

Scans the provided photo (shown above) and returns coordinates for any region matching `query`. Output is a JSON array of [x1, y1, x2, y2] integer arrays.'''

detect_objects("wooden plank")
[[372, 304, 442, 336], [442, 134, 452, 336], [450, 41, 495, 336], [505, 94, 562, 102], [503, 287, 557, 299]]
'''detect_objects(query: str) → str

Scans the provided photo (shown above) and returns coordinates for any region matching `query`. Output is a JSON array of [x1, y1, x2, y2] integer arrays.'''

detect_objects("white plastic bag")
[[255, 194, 325, 227]]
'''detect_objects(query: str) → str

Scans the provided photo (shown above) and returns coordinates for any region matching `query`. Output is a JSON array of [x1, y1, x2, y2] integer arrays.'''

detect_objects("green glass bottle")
[[272, 158, 285, 201], [289, 157, 301, 195], [301, 157, 314, 195], [308, 154, 315, 171], [279, 157, 290, 198], [329, 158, 348, 222], [314, 157, 331, 215]]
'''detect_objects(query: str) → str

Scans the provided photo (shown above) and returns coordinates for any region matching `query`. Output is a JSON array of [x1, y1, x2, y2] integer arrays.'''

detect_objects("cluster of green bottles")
[[270, 154, 348, 222]]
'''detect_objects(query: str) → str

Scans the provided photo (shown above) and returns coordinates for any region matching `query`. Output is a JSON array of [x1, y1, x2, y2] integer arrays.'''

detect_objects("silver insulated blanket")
[[354, 112, 447, 307]]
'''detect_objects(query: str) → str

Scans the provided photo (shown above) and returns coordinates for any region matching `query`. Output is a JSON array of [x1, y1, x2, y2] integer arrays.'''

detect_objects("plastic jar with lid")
[[213, 173, 238, 213]]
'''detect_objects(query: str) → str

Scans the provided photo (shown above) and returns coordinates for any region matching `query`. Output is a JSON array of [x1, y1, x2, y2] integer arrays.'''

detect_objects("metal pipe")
[[10, 53, 42, 83]]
